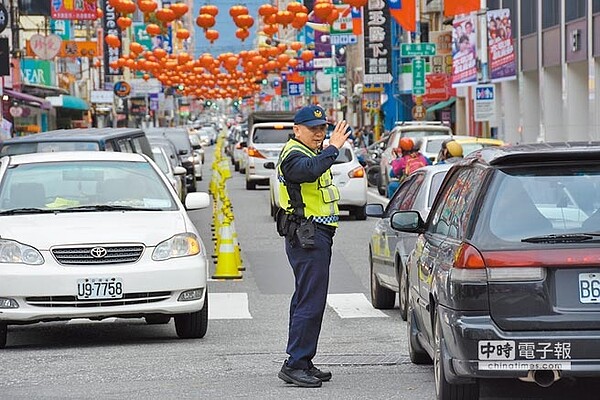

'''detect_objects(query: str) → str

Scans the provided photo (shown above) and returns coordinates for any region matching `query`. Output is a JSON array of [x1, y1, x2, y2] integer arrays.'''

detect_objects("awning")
[[426, 97, 456, 114], [46, 95, 89, 111], [4, 89, 52, 110]]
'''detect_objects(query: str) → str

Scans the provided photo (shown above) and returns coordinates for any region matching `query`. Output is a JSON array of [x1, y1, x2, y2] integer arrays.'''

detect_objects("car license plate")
[[77, 278, 123, 300], [579, 273, 600, 304]]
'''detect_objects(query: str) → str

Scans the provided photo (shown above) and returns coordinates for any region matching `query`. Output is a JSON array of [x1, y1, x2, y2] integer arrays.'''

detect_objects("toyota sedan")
[[0, 151, 211, 348]]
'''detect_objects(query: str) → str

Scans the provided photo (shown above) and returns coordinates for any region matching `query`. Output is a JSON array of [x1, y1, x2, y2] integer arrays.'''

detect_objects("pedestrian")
[[275, 104, 351, 388]]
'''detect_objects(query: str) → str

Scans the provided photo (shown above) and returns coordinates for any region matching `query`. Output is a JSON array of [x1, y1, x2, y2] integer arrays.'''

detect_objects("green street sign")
[[331, 76, 339, 98], [323, 66, 346, 75], [304, 76, 312, 96], [401, 42, 436, 57], [299, 71, 313, 76], [412, 58, 426, 96]]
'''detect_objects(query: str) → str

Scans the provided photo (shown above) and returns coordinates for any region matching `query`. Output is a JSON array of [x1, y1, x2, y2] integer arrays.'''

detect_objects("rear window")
[[428, 171, 447, 207], [333, 147, 353, 164], [400, 129, 451, 138], [425, 138, 447, 153], [1, 141, 100, 156], [164, 131, 192, 152], [479, 166, 600, 244], [252, 127, 293, 144]]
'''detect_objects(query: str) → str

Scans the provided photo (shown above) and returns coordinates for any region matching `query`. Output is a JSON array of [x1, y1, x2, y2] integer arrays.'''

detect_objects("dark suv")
[[392, 142, 600, 399]]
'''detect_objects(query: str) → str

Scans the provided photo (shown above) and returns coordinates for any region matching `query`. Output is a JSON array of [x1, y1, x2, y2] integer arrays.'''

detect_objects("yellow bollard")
[[212, 224, 242, 279]]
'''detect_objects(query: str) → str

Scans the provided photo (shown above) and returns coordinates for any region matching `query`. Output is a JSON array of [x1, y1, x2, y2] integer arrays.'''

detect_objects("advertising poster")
[[51, 0, 97, 20], [451, 13, 477, 87], [487, 8, 516, 82]]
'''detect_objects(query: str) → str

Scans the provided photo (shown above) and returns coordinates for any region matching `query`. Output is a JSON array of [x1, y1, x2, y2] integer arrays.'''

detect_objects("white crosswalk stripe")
[[326, 293, 389, 319]]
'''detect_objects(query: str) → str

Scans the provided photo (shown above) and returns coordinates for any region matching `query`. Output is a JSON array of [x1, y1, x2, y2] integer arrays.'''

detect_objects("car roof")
[[4, 151, 147, 165], [454, 137, 505, 145], [465, 141, 600, 166], [416, 163, 454, 174], [2, 128, 145, 143]]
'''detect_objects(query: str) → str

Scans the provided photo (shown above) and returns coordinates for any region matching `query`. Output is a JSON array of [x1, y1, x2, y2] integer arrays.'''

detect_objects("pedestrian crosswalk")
[[64, 292, 389, 324]]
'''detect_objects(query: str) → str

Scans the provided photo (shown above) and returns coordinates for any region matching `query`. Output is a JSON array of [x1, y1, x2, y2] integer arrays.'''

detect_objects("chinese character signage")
[[487, 8, 516, 82], [451, 13, 477, 87], [51, 0, 97, 20], [101, 0, 122, 76], [362, 0, 392, 84]]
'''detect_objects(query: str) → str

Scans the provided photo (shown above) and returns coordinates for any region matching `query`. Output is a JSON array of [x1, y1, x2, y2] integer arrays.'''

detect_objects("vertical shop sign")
[[101, 0, 122, 76], [487, 8, 516, 82], [451, 13, 477, 87], [362, 0, 393, 84]]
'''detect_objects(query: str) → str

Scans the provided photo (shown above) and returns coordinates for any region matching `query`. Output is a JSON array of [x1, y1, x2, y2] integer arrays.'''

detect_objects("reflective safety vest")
[[277, 140, 340, 227]]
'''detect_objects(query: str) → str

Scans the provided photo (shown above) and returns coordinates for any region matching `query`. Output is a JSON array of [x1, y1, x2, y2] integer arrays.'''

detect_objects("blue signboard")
[[288, 83, 302, 96]]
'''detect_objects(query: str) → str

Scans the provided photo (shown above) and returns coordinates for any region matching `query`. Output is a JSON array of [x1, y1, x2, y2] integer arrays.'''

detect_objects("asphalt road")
[[2, 146, 600, 399]]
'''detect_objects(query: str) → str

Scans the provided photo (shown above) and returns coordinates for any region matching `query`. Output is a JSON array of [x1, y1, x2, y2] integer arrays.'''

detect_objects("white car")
[[0, 151, 211, 348], [269, 141, 368, 220], [151, 145, 187, 201]]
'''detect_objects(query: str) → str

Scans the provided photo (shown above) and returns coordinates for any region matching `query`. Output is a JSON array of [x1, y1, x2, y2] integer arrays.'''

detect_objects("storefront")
[[2, 89, 56, 137], [46, 95, 90, 129]]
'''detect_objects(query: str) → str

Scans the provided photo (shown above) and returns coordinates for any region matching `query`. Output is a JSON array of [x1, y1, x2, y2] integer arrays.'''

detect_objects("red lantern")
[[116, 16, 132, 30], [105, 34, 121, 48], [300, 50, 314, 62], [156, 8, 176, 23], [290, 41, 303, 51], [234, 14, 254, 29], [176, 29, 190, 40], [291, 13, 308, 29], [258, 4, 277, 17], [138, 0, 157, 13], [205, 29, 219, 44], [263, 24, 279, 36], [314, 1, 333, 21], [275, 10, 294, 27], [287, 2, 304, 13], [326, 8, 340, 25], [129, 42, 144, 54], [146, 23, 161, 36], [200, 5, 219, 16], [196, 14, 216, 30], [235, 28, 250, 42], [169, 3, 189, 18], [229, 5, 248, 18], [343, 0, 367, 7]]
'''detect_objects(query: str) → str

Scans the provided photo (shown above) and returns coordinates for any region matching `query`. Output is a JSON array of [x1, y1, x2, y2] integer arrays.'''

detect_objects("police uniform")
[[277, 106, 340, 385]]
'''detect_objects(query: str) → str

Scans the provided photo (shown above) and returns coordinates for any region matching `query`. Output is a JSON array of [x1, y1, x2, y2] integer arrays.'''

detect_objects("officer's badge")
[[314, 109, 323, 118]]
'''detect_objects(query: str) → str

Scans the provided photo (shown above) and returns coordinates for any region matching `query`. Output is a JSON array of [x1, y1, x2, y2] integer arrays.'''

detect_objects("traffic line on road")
[[326, 293, 389, 318], [208, 292, 252, 320]]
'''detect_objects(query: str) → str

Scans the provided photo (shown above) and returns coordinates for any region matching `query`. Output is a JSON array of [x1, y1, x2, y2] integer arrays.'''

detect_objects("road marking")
[[327, 293, 389, 318], [208, 292, 252, 319]]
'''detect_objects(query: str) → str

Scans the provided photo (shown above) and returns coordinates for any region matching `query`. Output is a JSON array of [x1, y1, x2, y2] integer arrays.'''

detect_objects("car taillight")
[[450, 242, 487, 283], [247, 147, 266, 159], [348, 166, 365, 178], [235, 143, 242, 149]]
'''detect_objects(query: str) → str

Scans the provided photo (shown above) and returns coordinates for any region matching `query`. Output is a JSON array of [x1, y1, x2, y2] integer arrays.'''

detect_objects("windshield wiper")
[[521, 233, 600, 243], [0, 208, 57, 215], [58, 205, 163, 212]]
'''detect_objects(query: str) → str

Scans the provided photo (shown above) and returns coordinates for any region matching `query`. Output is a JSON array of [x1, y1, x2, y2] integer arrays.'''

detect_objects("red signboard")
[[51, 0, 97, 20], [423, 73, 455, 102]]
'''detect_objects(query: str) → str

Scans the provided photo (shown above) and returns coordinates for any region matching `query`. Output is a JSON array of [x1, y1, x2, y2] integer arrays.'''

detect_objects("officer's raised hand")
[[328, 120, 351, 149]]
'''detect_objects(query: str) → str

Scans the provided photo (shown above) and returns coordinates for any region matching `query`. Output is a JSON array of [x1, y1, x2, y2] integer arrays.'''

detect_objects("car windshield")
[[0, 160, 177, 212], [252, 127, 293, 144], [483, 167, 600, 243], [425, 138, 448, 153], [152, 149, 170, 174], [399, 129, 450, 139], [1, 141, 100, 156]]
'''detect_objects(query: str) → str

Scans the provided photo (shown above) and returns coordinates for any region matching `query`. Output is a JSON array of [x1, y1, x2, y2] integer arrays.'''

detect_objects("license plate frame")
[[578, 272, 600, 304], [77, 277, 124, 300]]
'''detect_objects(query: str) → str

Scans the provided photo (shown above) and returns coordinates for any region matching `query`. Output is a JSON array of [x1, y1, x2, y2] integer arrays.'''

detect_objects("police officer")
[[276, 105, 350, 388]]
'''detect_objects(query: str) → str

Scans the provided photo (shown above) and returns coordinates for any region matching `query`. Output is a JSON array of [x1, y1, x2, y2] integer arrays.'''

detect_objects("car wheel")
[[377, 171, 386, 196], [270, 199, 277, 218], [246, 179, 256, 190], [434, 313, 479, 400], [353, 205, 367, 220], [370, 249, 395, 309], [398, 261, 408, 321], [145, 315, 172, 325], [0, 323, 6, 349], [239, 165, 246, 174], [175, 295, 208, 339], [407, 293, 432, 364], [234, 161, 239, 172]]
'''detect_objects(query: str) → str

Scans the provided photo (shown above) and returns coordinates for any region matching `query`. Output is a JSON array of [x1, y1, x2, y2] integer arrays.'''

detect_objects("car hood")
[[0, 212, 188, 250]]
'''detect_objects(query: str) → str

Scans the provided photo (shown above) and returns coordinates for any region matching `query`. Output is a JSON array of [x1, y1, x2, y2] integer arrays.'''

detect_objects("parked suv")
[[378, 121, 452, 195], [391, 142, 600, 399]]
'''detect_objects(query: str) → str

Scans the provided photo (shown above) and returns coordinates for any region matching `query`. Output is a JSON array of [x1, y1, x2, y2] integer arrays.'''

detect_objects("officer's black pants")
[[285, 226, 334, 370]]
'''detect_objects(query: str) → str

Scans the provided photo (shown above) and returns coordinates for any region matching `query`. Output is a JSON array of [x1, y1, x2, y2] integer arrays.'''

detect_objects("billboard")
[[487, 8, 516, 82], [451, 13, 477, 87]]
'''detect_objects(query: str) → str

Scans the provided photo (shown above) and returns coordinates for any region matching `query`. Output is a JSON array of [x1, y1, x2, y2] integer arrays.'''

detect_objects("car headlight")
[[152, 233, 201, 261], [0, 240, 44, 265]]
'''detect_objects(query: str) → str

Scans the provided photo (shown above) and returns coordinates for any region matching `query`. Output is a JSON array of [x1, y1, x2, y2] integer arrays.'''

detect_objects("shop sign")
[[101, 0, 122, 76], [363, 0, 393, 84], [91, 90, 114, 104], [51, 0, 97, 20], [29, 34, 62, 60], [20, 58, 56, 86], [113, 81, 131, 98]]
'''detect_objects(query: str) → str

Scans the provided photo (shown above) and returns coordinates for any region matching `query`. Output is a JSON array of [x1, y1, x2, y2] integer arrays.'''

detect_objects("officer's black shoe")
[[308, 366, 332, 382], [278, 362, 322, 388]]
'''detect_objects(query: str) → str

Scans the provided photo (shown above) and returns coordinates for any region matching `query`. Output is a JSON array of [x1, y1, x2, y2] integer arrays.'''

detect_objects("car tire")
[[175, 295, 208, 339], [246, 180, 256, 190], [407, 295, 432, 365], [0, 323, 6, 349], [370, 249, 395, 309], [145, 315, 172, 325], [234, 161, 239, 172], [434, 313, 479, 400], [239, 166, 246, 174], [270, 200, 277, 218], [353, 205, 367, 221], [398, 260, 408, 321]]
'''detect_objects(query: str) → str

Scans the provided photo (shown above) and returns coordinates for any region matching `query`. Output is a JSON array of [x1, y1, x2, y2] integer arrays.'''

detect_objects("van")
[[0, 128, 153, 159]]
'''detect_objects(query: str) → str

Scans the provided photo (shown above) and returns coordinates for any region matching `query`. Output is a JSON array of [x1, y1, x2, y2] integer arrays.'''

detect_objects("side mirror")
[[173, 166, 187, 176], [185, 192, 210, 210], [365, 203, 385, 218], [264, 161, 275, 170], [390, 211, 425, 233]]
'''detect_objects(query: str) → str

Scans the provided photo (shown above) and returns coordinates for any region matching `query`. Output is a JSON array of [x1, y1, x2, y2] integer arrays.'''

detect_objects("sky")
[[192, 0, 264, 56]]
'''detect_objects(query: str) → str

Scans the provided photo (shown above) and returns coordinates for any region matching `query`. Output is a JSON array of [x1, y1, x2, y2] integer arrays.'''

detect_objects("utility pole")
[[9, 0, 20, 90]]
